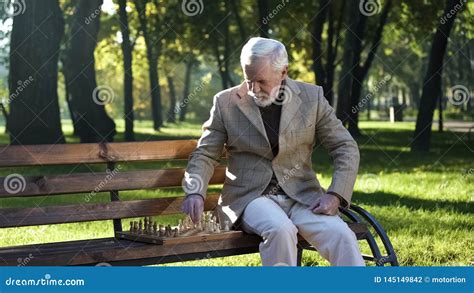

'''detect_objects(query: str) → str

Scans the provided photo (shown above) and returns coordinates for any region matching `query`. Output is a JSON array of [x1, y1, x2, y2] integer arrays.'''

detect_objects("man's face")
[[243, 59, 288, 107]]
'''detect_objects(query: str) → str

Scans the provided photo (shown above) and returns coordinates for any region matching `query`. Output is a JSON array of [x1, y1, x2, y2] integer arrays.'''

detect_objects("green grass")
[[0, 121, 472, 266]]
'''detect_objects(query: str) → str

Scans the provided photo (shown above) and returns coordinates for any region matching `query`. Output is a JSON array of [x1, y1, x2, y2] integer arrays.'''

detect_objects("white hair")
[[240, 37, 288, 71]]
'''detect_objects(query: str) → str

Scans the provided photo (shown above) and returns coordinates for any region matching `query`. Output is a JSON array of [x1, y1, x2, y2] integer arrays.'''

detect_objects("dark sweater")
[[259, 103, 287, 195]]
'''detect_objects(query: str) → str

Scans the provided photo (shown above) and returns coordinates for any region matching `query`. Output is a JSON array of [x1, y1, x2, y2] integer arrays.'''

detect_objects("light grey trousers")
[[240, 194, 365, 266]]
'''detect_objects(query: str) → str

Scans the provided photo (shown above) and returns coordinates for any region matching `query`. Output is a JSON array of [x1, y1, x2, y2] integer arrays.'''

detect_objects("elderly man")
[[181, 37, 364, 266]]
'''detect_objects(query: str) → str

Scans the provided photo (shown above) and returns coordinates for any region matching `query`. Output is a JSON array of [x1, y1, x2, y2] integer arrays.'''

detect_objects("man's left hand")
[[308, 193, 341, 216]]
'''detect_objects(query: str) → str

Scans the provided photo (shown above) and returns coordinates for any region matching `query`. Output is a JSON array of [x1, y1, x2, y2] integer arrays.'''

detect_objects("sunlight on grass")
[[0, 120, 472, 266]]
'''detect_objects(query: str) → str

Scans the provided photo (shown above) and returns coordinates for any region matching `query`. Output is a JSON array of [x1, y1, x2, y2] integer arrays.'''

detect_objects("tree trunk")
[[135, 0, 163, 131], [348, 0, 392, 137], [312, 0, 329, 96], [148, 56, 162, 130], [64, 0, 116, 143], [257, 0, 269, 37], [212, 37, 228, 89], [346, 12, 367, 137], [336, 0, 360, 124], [411, 0, 460, 152], [166, 75, 176, 123], [438, 94, 443, 133], [118, 0, 135, 141], [324, 0, 345, 106], [179, 60, 193, 122], [230, 0, 246, 44], [223, 3, 235, 88], [8, 0, 65, 145]]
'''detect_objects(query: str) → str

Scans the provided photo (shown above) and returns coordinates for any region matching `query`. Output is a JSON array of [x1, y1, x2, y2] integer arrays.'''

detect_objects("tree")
[[257, 0, 270, 37], [118, 0, 135, 141], [178, 57, 196, 122], [347, 0, 392, 137], [411, 0, 464, 152], [311, 0, 345, 106], [8, 0, 65, 144], [336, 0, 360, 124], [64, 0, 116, 143], [134, 0, 163, 131]]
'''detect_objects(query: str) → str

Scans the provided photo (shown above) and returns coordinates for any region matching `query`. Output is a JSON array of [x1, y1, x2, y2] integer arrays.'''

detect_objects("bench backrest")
[[0, 140, 224, 230]]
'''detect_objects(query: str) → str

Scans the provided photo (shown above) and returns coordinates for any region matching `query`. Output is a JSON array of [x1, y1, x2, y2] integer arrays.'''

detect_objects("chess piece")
[[215, 222, 221, 233], [138, 220, 143, 234], [133, 221, 138, 233], [159, 224, 165, 236], [129, 221, 134, 232], [224, 220, 230, 231], [174, 228, 179, 237], [153, 222, 158, 235]]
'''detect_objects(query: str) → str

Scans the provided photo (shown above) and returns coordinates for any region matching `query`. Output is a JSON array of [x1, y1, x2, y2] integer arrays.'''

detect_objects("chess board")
[[115, 229, 243, 245], [115, 214, 242, 245]]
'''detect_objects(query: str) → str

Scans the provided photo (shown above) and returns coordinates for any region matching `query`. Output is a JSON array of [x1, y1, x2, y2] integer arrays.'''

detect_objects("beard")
[[248, 90, 277, 107]]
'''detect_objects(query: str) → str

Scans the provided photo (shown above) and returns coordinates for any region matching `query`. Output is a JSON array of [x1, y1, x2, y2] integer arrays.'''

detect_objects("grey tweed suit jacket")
[[184, 77, 360, 226]]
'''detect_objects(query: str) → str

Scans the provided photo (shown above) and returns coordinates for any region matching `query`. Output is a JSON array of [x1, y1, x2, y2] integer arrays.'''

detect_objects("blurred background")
[[0, 0, 472, 148]]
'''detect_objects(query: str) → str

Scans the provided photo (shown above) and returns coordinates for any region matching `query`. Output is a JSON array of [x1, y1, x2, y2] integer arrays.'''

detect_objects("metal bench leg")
[[340, 208, 384, 266], [349, 204, 399, 266], [296, 247, 303, 266]]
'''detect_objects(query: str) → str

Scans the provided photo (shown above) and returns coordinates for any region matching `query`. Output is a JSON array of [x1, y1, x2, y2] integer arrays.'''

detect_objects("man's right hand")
[[181, 194, 204, 223]]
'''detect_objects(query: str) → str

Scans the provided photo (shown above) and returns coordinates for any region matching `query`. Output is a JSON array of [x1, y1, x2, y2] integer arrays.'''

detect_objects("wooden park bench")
[[0, 140, 398, 266]]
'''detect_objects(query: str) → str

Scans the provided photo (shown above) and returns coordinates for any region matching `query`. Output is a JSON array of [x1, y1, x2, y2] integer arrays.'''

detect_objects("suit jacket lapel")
[[236, 83, 271, 147], [279, 78, 302, 135], [235, 78, 303, 150]]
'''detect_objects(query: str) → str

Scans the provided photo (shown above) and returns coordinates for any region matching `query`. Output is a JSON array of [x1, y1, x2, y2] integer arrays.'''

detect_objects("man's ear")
[[281, 65, 288, 79]]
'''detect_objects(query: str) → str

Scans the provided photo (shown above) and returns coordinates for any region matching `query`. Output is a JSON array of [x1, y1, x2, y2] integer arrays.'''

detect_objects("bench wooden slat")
[[0, 194, 221, 228], [0, 235, 263, 266], [0, 223, 368, 266], [0, 167, 226, 198], [0, 140, 199, 167]]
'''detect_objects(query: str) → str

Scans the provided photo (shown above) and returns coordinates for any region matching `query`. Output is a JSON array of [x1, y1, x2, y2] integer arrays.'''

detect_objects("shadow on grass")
[[353, 191, 473, 215]]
